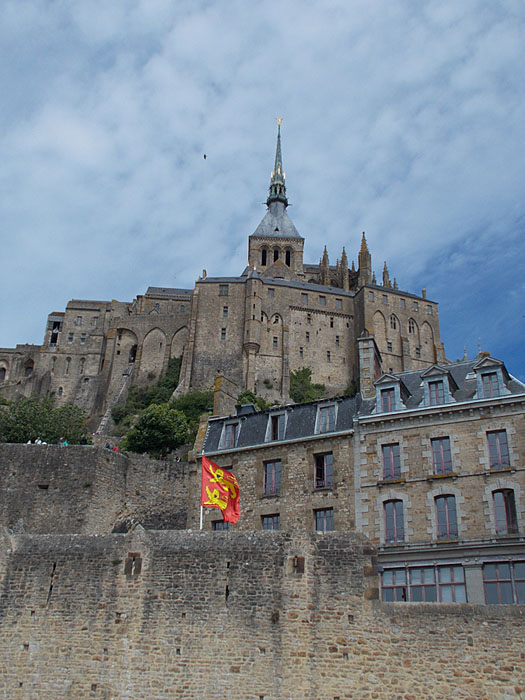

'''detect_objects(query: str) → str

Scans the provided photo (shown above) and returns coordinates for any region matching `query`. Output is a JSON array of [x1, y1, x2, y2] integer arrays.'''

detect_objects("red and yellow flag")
[[201, 455, 241, 524]]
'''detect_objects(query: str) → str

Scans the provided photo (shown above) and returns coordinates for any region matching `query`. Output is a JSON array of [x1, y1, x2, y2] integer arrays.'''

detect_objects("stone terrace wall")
[[0, 529, 523, 700], [0, 445, 189, 534]]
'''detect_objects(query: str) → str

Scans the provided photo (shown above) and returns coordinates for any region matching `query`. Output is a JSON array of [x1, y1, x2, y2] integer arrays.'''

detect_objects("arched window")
[[384, 500, 404, 542], [261, 248, 267, 266], [390, 315, 397, 330], [0, 367, 5, 382], [408, 319, 415, 334], [24, 360, 34, 377], [79, 357, 86, 375], [65, 357, 71, 375], [57, 387, 63, 397], [435, 495, 457, 539], [129, 345, 137, 363], [493, 489, 518, 535], [285, 249, 291, 267], [273, 247, 280, 262]]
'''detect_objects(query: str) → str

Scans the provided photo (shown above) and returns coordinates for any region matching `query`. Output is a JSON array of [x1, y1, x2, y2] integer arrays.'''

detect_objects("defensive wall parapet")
[[0, 529, 523, 699], [0, 444, 189, 534]]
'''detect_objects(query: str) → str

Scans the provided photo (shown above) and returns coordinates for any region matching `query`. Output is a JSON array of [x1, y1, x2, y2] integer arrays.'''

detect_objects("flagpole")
[[200, 450, 204, 530]]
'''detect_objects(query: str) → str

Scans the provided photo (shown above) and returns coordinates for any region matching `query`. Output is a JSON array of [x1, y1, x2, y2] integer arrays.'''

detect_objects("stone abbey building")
[[0, 126, 524, 698], [0, 124, 445, 422]]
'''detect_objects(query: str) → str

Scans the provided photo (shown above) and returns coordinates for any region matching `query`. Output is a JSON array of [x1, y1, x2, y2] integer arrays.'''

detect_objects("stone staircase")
[[97, 364, 134, 435]]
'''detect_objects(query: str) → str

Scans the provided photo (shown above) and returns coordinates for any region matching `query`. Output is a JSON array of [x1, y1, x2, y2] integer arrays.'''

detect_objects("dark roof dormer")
[[420, 365, 458, 407], [472, 356, 511, 399], [374, 373, 410, 413]]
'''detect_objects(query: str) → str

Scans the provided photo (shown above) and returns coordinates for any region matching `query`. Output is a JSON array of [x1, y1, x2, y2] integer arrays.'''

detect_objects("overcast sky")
[[1, 0, 524, 380]]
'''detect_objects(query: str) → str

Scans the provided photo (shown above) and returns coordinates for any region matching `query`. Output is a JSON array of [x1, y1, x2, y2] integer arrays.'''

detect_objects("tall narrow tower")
[[248, 120, 305, 278]]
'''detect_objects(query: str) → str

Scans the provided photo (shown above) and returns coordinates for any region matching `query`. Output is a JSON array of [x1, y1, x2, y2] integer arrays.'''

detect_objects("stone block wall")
[[0, 445, 189, 535], [0, 529, 523, 699]]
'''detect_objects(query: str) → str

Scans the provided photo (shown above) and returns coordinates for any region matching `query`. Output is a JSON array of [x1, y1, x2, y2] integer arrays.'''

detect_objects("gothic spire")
[[267, 118, 288, 207]]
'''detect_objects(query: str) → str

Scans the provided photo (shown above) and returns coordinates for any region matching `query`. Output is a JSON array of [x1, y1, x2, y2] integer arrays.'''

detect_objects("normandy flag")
[[201, 455, 241, 524]]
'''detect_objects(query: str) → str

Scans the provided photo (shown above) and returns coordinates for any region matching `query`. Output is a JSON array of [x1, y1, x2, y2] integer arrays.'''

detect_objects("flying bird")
[[203, 154, 207, 160]]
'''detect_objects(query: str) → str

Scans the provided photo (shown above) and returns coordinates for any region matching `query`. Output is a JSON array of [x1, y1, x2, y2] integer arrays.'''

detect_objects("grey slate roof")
[[146, 287, 193, 297], [251, 201, 303, 239], [203, 358, 525, 454]]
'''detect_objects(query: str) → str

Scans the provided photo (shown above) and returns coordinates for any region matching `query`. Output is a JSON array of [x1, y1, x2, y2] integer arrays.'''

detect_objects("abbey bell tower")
[[248, 120, 305, 280]]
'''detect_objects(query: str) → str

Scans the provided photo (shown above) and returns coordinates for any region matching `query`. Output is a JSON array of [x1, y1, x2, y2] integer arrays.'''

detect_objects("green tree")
[[169, 390, 213, 441], [120, 403, 188, 456], [0, 397, 87, 444], [237, 390, 269, 411], [289, 368, 326, 404]]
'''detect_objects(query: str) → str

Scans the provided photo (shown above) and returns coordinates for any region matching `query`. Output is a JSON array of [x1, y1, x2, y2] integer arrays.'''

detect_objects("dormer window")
[[381, 388, 395, 412], [221, 422, 239, 449], [420, 366, 457, 407], [317, 404, 336, 433], [374, 375, 409, 414], [473, 357, 510, 399], [428, 380, 444, 405], [482, 372, 498, 397], [266, 412, 286, 442]]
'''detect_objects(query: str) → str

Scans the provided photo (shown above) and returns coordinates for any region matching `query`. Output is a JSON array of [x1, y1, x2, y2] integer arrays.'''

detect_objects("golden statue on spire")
[[276, 117, 283, 126]]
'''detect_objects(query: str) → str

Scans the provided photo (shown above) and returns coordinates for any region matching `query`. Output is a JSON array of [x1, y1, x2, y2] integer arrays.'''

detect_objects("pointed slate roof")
[[251, 121, 303, 240]]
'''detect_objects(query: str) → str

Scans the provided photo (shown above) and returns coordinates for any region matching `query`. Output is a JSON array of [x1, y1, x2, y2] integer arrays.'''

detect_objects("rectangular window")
[[273, 336, 278, 349], [428, 380, 444, 405], [335, 335, 340, 346], [219, 284, 229, 296], [318, 295, 326, 306], [482, 372, 499, 398], [264, 460, 281, 495], [326, 351, 331, 363], [382, 443, 400, 480], [384, 500, 404, 542], [307, 313, 312, 325], [387, 341, 393, 352], [381, 568, 407, 601], [305, 331, 310, 342], [493, 490, 518, 535], [400, 298, 406, 309], [382, 565, 466, 603], [155, 303, 160, 312], [382, 294, 388, 304], [222, 306, 228, 317], [314, 453, 333, 489], [330, 317, 334, 328], [67, 333, 74, 344], [483, 562, 525, 604], [262, 514, 280, 530], [415, 347, 421, 358], [301, 293, 308, 305], [431, 437, 452, 475], [319, 405, 336, 433], [369, 291, 374, 301], [270, 414, 285, 441], [299, 347, 303, 359], [179, 304, 185, 312], [268, 288, 275, 298], [413, 301, 419, 311], [381, 388, 395, 412], [315, 508, 334, 532], [75, 315, 83, 326], [335, 298, 342, 310], [80, 333, 87, 345], [427, 305, 433, 315], [487, 430, 510, 469], [213, 520, 229, 531], [92, 317, 98, 327], [435, 495, 458, 539], [220, 328, 226, 341], [223, 423, 237, 448]]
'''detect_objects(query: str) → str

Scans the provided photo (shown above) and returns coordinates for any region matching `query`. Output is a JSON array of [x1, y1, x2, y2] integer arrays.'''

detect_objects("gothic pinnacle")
[[267, 118, 288, 207]]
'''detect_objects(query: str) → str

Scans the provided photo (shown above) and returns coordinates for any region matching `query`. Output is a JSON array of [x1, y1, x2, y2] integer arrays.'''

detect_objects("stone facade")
[[200, 354, 525, 608], [0, 126, 445, 425]]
